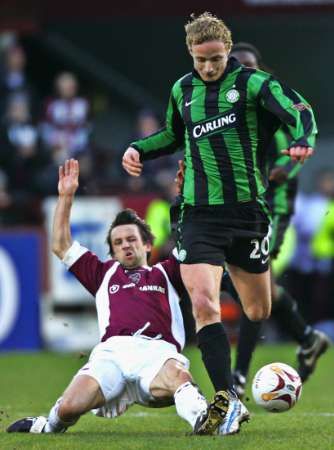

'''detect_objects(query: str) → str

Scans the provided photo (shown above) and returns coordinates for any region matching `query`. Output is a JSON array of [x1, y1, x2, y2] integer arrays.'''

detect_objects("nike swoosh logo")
[[261, 256, 269, 264], [185, 99, 196, 107]]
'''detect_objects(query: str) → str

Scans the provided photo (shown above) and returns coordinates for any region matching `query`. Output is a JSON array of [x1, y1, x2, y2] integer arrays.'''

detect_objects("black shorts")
[[270, 213, 292, 259], [176, 202, 270, 273]]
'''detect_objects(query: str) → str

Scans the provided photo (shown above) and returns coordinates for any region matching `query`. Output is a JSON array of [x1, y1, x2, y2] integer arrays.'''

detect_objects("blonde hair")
[[185, 12, 233, 52]]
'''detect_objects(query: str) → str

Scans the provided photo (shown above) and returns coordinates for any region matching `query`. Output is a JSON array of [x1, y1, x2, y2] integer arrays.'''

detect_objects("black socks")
[[235, 313, 262, 377], [273, 286, 313, 346], [197, 322, 233, 391]]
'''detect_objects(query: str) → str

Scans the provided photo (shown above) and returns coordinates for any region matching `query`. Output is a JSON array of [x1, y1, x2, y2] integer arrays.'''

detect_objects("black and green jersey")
[[266, 128, 301, 216], [132, 57, 317, 206]]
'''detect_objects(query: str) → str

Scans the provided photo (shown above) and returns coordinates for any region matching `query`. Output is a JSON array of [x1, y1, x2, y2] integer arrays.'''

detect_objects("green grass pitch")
[[0, 344, 333, 450]]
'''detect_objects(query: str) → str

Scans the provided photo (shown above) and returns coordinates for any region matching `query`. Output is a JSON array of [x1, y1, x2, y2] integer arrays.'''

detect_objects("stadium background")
[[0, 0, 334, 450], [0, 2, 333, 448]]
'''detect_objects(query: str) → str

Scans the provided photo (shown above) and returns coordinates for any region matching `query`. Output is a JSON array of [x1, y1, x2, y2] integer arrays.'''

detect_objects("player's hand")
[[269, 167, 288, 185], [58, 159, 79, 196], [174, 159, 185, 193], [122, 147, 143, 176], [281, 146, 314, 163]]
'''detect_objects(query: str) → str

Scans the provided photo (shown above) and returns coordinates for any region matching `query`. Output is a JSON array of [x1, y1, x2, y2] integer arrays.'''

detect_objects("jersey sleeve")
[[160, 253, 185, 298], [271, 128, 302, 180], [131, 83, 185, 160], [62, 241, 115, 296], [256, 74, 318, 149]]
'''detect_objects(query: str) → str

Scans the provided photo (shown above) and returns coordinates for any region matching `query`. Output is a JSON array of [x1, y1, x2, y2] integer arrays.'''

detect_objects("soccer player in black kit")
[[123, 12, 317, 435]]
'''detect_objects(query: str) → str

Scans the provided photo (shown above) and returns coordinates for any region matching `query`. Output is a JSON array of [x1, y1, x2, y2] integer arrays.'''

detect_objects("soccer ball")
[[252, 362, 302, 412]]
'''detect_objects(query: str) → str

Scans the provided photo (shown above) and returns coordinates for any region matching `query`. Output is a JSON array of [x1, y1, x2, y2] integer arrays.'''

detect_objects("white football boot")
[[218, 394, 250, 435]]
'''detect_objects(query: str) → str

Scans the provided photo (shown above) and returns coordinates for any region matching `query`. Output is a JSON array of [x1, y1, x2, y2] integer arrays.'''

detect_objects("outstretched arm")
[[256, 75, 317, 163], [52, 159, 79, 259]]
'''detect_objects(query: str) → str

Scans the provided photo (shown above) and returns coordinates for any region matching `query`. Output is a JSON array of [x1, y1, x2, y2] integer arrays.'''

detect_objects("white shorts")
[[74, 336, 189, 418]]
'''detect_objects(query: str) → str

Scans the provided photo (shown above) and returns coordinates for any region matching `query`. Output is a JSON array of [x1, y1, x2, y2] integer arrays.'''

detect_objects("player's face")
[[230, 50, 259, 69], [110, 224, 151, 269], [191, 40, 229, 82]]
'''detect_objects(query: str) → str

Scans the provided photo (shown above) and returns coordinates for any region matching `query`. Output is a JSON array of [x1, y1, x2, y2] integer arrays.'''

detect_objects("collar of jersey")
[[192, 56, 241, 85], [123, 265, 152, 272]]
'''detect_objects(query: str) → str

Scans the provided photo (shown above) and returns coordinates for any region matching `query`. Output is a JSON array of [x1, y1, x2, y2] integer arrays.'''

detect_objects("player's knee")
[[58, 397, 82, 421], [168, 361, 192, 392], [164, 360, 191, 390], [173, 366, 192, 387], [245, 303, 271, 321], [244, 307, 262, 321], [262, 301, 271, 319], [191, 291, 220, 323]]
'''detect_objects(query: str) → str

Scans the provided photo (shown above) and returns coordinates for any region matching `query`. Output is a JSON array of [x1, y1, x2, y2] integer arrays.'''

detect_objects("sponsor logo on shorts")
[[192, 111, 237, 140], [109, 284, 120, 294], [226, 89, 240, 103], [139, 285, 165, 294], [261, 256, 269, 265]]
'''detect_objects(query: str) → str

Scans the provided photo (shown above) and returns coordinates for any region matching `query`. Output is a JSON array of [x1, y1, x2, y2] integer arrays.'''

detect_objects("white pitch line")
[[295, 412, 334, 417], [8, 411, 334, 420], [126, 411, 334, 418]]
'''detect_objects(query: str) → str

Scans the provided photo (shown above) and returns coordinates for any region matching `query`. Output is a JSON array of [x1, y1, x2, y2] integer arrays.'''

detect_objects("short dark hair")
[[231, 42, 262, 64], [231, 41, 272, 73], [106, 208, 155, 256]]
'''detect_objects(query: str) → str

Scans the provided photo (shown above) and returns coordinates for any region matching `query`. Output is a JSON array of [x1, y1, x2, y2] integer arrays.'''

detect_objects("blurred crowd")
[[0, 37, 178, 226], [0, 36, 333, 334], [0, 40, 93, 225], [281, 169, 334, 338]]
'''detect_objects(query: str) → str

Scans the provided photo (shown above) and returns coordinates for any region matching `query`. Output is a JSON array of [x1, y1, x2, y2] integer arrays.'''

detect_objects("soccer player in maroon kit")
[[7, 158, 237, 436]]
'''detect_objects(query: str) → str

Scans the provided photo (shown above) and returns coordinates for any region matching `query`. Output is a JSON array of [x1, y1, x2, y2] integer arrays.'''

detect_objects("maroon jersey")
[[63, 241, 185, 351]]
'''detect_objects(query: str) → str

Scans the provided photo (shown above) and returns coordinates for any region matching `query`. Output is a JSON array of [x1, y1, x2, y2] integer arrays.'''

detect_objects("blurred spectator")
[[312, 198, 334, 259], [283, 168, 334, 326], [41, 72, 91, 159], [145, 171, 179, 263], [0, 44, 37, 120], [0, 96, 47, 224], [136, 109, 160, 138], [40, 72, 92, 192], [0, 169, 12, 225], [127, 109, 179, 192]]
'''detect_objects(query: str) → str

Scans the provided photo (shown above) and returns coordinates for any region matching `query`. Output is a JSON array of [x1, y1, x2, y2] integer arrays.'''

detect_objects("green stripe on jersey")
[[182, 132, 195, 205], [247, 72, 267, 195], [190, 82, 224, 204], [221, 127, 251, 202], [219, 71, 251, 202], [273, 184, 288, 215]]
